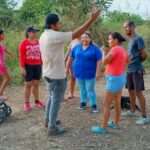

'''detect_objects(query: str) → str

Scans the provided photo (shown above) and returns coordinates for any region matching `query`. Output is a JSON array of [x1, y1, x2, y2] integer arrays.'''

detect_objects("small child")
[[0, 29, 11, 100]]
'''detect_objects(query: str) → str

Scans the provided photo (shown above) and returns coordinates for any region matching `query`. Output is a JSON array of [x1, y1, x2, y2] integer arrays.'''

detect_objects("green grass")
[[144, 55, 150, 69], [5, 30, 24, 85]]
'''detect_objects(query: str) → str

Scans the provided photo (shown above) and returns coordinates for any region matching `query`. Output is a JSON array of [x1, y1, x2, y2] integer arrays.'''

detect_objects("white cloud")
[[110, 0, 150, 19]]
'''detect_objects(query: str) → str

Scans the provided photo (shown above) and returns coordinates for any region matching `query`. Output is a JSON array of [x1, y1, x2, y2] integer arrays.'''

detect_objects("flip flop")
[[67, 96, 75, 99]]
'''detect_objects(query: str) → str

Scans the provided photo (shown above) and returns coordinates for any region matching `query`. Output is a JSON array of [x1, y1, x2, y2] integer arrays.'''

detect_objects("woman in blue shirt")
[[66, 32, 102, 112]]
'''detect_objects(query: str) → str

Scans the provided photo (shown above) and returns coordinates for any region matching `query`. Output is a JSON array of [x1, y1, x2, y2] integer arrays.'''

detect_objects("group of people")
[[0, 8, 149, 136]]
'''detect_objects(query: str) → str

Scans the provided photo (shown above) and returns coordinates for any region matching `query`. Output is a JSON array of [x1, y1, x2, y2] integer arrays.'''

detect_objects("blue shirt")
[[71, 43, 102, 79], [128, 34, 145, 72]]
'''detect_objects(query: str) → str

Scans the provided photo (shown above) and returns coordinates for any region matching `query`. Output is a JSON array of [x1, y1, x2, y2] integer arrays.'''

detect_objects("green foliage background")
[[0, 0, 150, 84]]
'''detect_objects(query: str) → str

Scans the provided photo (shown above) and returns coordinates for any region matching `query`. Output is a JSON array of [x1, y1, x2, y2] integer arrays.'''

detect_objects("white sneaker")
[[91, 109, 99, 113], [121, 111, 136, 117], [136, 117, 150, 125]]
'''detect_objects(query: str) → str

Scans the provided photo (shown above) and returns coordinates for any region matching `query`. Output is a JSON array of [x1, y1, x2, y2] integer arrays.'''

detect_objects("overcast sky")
[[16, 0, 150, 19], [110, 0, 150, 19]]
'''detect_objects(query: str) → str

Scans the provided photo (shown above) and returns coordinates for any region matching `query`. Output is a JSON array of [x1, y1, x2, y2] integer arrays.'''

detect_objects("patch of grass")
[[144, 55, 150, 69], [5, 30, 24, 85]]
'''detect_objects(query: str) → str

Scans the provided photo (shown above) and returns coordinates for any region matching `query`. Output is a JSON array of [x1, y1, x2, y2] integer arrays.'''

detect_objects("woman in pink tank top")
[[0, 29, 11, 100]]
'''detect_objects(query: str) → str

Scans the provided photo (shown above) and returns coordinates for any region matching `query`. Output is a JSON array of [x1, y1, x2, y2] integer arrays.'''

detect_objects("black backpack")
[[0, 101, 12, 124]]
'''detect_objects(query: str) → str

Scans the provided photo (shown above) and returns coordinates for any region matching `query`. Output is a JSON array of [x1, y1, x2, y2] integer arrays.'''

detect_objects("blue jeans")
[[45, 77, 67, 128], [77, 78, 97, 107]]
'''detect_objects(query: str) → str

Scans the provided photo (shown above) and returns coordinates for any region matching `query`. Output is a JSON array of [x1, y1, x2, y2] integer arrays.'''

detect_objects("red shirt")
[[19, 39, 42, 67], [105, 46, 128, 76]]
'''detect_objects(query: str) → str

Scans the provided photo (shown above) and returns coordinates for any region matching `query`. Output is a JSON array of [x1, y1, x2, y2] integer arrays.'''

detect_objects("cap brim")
[[32, 29, 40, 32]]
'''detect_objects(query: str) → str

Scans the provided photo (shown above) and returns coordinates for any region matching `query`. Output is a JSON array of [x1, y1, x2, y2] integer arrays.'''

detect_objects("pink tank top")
[[0, 43, 6, 66]]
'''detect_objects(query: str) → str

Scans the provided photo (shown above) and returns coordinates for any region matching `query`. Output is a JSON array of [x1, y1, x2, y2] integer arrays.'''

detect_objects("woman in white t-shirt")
[[65, 39, 80, 100]]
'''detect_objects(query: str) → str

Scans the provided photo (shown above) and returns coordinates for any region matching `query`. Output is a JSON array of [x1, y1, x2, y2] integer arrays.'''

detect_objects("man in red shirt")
[[19, 27, 44, 112]]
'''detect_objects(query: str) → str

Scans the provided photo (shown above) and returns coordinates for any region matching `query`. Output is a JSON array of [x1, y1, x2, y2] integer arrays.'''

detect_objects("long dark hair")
[[109, 32, 126, 43]]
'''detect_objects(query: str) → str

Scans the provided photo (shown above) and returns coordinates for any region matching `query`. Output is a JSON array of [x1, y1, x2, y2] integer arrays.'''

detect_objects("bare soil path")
[[0, 73, 150, 150]]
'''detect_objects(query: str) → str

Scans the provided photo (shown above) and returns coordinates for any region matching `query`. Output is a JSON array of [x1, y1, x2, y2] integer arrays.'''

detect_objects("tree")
[[18, 0, 52, 25], [0, 0, 17, 27], [18, 0, 113, 28], [106, 11, 144, 25]]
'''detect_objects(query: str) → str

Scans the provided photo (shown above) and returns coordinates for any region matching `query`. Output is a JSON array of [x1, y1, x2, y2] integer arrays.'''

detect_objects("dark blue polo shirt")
[[128, 34, 145, 72]]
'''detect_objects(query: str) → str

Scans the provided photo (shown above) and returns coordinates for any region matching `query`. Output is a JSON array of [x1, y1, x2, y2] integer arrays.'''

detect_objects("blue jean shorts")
[[105, 74, 126, 93]]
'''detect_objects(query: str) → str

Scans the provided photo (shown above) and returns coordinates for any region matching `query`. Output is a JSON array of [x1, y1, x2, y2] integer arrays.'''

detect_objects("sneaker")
[[79, 102, 87, 110], [108, 120, 119, 129], [35, 100, 45, 109], [121, 111, 136, 117], [48, 126, 66, 136], [136, 117, 150, 125], [91, 126, 107, 134], [91, 105, 99, 113], [23, 102, 32, 112], [91, 108, 99, 113]]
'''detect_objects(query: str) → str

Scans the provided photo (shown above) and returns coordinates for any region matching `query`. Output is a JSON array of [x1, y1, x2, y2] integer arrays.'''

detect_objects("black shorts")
[[126, 70, 145, 91], [25, 65, 42, 82]]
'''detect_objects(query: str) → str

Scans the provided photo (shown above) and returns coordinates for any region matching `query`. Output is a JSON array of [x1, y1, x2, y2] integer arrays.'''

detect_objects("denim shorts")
[[105, 74, 126, 93]]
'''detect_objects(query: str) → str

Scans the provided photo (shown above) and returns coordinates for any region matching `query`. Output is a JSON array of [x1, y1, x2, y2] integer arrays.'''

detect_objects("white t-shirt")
[[39, 29, 72, 79], [69, 39, 80, 50]]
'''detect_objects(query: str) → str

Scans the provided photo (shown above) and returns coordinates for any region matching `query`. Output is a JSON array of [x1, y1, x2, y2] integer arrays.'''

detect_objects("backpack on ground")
[[0, 100, 12, 124]]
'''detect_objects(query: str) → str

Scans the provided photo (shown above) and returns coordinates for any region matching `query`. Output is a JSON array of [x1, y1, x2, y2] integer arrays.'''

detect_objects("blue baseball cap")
[[45, 13, 59, 29], [26, 26, 40, 33]]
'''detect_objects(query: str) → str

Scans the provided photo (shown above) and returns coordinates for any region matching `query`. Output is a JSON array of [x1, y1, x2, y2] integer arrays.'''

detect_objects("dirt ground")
[[0, 73, 150, 150]]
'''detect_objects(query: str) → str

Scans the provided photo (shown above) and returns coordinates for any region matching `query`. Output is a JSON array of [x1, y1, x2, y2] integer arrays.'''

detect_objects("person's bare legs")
[[136, 91, 146, 117], [68, 76, 76, 99], [32, 80, 44, 108], [32, 80, 40, 101], [0, 71, 11, 98], [114, 91, 122, 125], [24, 81, 32, 103], [128, 90, 136, 112], [102, 91, 113, 128]]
